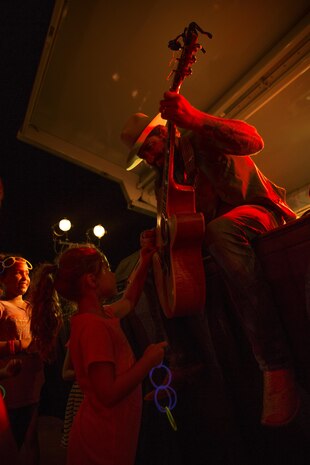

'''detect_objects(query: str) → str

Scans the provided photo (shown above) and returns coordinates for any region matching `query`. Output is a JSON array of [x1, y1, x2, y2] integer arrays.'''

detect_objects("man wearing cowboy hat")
[[121, 90, 299, 427]]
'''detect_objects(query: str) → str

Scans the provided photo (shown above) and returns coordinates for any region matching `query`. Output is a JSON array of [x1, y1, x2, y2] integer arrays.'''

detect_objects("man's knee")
[[205, 215, 236, 246]]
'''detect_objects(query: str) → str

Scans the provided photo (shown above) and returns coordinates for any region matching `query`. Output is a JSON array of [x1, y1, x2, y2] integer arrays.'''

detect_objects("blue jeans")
[[205, 205, 291, 371]]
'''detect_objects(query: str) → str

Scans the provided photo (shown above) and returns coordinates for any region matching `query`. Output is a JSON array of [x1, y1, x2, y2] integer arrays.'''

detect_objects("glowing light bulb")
[[93, 224, 106, 239], [59, 218, 71, 232]]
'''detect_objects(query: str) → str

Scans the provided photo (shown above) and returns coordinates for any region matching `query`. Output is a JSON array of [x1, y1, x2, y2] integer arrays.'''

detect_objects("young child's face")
[[97, 259, 117, 299], [1, 262, 30, 298]]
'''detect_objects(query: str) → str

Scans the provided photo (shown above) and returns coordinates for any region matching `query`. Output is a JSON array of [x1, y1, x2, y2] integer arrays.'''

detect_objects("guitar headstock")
[[168, 22, 212, 93]]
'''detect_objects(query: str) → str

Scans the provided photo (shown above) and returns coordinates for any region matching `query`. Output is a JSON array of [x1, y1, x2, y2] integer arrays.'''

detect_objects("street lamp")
[[52, 219, 107, 254]]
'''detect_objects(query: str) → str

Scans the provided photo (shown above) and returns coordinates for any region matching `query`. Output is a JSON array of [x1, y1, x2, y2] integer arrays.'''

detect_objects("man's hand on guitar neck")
[[159, 91, 205, 131]]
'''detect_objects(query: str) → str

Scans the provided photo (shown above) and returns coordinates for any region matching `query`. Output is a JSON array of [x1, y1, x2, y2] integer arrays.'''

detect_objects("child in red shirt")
[[31, 231, 167, 465]]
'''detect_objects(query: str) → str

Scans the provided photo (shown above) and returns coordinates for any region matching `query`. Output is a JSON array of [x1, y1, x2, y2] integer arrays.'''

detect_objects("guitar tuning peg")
[[168, 39, 182, 51], [195, 43, 206, 54]]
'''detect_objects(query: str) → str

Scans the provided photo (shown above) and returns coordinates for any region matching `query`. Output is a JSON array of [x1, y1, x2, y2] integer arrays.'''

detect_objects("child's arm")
[[88, 340, 167, 407], [109, 229, 156, 319]]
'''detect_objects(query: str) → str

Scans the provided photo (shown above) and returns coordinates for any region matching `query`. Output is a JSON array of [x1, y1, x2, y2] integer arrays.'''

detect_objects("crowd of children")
[[0, 230, 167, 465]]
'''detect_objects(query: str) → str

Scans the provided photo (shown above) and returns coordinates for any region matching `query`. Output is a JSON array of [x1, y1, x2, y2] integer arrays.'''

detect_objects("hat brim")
[[126, 113, 167, 171]]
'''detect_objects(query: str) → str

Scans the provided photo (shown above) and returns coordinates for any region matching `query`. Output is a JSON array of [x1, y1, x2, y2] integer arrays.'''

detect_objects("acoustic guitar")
[[152, 22, 212, 318]]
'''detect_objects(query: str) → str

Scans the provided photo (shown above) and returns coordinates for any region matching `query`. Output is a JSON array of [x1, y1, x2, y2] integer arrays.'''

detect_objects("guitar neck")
[[158, 22, 211, 217], [159, 121, 175, 215]]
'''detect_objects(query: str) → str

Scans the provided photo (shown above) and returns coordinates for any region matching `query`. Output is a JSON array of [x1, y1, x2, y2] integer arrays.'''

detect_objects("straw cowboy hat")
[[121, 113, 166, 171]]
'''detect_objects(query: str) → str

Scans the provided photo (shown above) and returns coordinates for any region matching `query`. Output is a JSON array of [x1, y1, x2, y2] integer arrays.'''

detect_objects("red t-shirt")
[[67, 312, 142, 465]]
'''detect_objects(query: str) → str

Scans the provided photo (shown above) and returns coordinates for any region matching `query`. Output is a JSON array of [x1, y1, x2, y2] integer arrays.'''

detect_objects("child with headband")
[[0, 254, 44, 465]]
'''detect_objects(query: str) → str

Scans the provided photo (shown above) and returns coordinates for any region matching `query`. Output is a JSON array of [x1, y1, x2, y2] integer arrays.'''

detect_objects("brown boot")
[[261, 368, 300, 427]]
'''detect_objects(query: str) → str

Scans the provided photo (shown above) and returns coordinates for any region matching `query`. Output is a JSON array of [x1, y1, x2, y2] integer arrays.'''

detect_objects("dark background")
[[0, 0, 155, 270]]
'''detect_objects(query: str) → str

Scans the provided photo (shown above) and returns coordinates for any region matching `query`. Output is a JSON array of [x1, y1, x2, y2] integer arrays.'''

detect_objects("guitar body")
[[153, 211, 206, 318], [153, 162, 206, 318]]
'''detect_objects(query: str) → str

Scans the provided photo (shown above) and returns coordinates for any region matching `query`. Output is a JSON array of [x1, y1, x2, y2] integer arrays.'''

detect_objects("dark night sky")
[[0, 1, 155, 270]]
